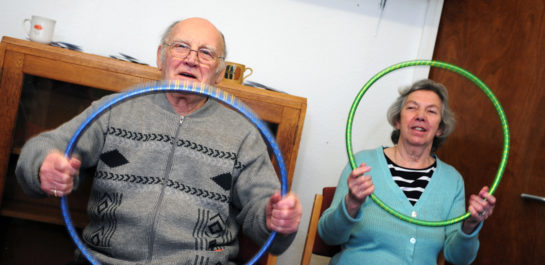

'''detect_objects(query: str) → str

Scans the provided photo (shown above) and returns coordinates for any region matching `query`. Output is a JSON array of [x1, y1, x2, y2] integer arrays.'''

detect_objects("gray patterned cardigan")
[[16, 92, 295, 265]]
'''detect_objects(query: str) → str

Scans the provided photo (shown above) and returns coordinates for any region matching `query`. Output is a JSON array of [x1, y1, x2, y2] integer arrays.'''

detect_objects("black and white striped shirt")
[[384, 154, 436, 205]]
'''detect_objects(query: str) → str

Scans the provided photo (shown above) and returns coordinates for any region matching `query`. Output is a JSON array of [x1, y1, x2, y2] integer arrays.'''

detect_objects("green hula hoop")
[[346, 60, 510, 226]]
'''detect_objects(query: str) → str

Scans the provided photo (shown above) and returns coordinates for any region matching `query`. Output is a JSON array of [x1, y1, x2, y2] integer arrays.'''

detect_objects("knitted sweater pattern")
[[16, 93, 284, 265]]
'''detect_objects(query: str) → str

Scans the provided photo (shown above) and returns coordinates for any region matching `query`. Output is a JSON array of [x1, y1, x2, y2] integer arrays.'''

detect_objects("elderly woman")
[[318, 79, 496, 265]]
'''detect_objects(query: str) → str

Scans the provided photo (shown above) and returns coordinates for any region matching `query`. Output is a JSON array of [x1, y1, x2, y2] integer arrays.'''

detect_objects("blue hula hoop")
[[60, 80, 288, 265]]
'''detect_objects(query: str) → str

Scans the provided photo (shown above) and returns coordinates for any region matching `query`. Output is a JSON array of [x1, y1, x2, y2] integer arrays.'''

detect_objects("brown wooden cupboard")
[[0, 36, 306, 265]]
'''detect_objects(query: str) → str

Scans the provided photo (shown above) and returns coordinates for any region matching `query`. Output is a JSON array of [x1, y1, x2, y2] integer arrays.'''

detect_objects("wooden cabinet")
[[0, 36, 306, 264]]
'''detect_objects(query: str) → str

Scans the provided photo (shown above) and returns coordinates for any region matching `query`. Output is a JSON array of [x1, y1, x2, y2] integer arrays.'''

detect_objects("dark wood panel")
[[0, 216, 77, 265], [431, 0, 545, 264]]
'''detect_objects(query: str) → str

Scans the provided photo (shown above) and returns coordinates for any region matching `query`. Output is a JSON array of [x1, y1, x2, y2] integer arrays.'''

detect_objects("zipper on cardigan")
[[146, 116, 184, 263]]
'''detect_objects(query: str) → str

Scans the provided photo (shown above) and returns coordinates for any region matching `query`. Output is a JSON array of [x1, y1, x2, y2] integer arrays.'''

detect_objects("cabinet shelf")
[[0, 199, 89, 228]]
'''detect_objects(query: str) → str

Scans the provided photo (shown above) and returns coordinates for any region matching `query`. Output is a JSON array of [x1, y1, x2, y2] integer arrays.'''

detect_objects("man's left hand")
[[266, 191, 302, 235]]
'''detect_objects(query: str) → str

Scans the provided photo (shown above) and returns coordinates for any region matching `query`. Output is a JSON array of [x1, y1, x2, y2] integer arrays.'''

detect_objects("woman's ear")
[[394, 120, 400, 130]]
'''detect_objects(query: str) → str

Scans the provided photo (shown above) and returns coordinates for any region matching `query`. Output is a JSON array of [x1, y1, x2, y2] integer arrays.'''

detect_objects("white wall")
[[0, 0, 443, 263]]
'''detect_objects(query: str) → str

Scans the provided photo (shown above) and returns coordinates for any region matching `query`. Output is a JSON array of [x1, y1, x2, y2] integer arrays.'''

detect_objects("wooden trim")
[[265, 255, 277, 265], [23, 54, 153, 91], [0, 50, 25, 205], [1, 36, 161, 80], [301, 194, 323, 265]]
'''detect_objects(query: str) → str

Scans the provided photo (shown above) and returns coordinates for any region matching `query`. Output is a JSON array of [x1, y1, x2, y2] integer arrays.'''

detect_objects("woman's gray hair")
[[386, 79, 456, 152], [159, 20, 227, 75]]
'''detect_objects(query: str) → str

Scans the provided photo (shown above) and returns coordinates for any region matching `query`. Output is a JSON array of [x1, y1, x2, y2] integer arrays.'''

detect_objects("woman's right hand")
[[345, 162, 375, 217]]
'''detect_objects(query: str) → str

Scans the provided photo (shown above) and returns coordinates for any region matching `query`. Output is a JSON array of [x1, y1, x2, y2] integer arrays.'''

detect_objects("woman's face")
[[395, 90, 444, 149]]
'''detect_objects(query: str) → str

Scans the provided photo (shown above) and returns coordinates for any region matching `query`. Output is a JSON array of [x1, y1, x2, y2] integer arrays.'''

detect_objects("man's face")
[[157, 18, 225, 85]]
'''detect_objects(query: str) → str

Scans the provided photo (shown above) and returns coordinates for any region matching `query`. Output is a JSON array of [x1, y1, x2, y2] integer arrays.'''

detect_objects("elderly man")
[[16, 17, 301, 265]]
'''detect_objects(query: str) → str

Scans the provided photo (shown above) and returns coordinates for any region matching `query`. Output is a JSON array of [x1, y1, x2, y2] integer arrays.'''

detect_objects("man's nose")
[[184, 50, 199, 66]]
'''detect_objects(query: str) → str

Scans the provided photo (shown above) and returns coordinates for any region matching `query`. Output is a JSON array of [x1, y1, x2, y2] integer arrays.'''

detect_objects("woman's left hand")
[[462, 186, 496, 234]]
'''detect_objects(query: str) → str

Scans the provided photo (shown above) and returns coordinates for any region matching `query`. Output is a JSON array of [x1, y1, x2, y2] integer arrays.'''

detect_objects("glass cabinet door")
[[12, 74, 112, 150], [4, 74, 113, 228]]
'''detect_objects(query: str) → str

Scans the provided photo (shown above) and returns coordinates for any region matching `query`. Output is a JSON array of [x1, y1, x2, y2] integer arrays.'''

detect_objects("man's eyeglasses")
[[165, 42, 224, 64]]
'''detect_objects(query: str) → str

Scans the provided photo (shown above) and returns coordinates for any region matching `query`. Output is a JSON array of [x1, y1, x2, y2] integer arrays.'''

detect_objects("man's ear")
[[214, 64, 226, 84], [156, 45, 163, 71]]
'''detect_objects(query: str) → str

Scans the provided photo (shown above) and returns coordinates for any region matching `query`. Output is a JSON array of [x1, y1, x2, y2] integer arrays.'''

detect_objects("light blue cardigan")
[[318, 147, 482, 265]]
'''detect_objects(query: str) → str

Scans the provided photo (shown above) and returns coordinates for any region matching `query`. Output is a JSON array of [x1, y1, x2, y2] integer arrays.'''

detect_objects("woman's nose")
[[415, 111, 426, 121]]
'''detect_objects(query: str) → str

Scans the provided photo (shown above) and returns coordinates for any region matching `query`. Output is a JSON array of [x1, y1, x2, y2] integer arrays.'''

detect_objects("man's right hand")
[[39, 150, 81, 197]]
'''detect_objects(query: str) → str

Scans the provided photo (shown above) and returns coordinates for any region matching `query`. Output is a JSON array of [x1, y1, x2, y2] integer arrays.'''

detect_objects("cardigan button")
[[411, 211, 417, 217], [410, 237, 416, 244]]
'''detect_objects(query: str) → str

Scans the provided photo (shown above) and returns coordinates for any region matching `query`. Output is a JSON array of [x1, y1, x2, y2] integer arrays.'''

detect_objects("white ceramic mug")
[[23, 16, 56, 44]]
